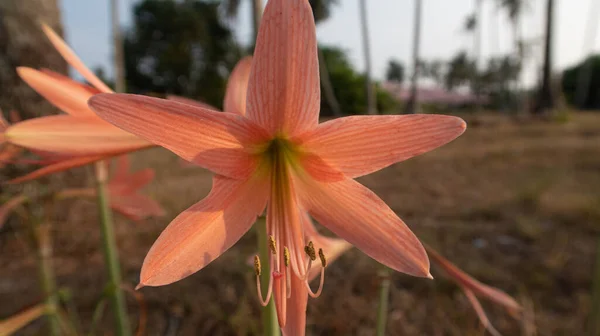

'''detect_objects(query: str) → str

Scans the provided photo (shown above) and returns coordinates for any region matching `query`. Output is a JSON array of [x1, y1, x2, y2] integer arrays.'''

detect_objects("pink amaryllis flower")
[[89, 0, 466, 333], [2, 24, 152, 183], [105, 155, 165, 221], [1, 155, 164, 225], [426, 245, 521, 336], [1, 154, 163, 225]]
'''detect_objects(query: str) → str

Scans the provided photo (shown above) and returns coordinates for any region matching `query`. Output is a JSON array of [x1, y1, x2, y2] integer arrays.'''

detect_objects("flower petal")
[[224, 56, 252, 116], [109, 169, 154, 195], [297, 115, 466, 178], [110, 193, 165, 222], [297, 177, 430, 278], [41, 23, 113, 93], [6, 154, 110, 184], [166, 95, 219, 111], [282, 274, 308, 336], [463, 289, 502, 336], [138, 175, 269, 287], [89, 94, 268, 179], [111, 155, 131, 183], [5, 115, 152, 155], [426, 245, 521, 313], [246, 0, 320, 136], [17, 67, 100, 118]]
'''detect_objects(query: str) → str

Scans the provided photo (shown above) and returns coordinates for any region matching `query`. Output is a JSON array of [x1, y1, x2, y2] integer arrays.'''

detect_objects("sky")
[[60, 0, 598, 88]]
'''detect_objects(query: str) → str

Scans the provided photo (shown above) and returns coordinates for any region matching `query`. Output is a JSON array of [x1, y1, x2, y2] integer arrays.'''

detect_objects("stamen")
[[254, 256, 273, 306], [283, 247, 290, 267], [286, 268, 292, 299], [318, 248, 327, 267], [254, 255, 261, 276], [269, 235, 277, 254], [305, 250, 327, 298], [304, 241, 316, 261]]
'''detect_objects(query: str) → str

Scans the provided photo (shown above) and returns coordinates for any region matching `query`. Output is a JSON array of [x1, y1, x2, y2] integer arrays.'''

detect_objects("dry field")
[[1, 113, 599, 335]]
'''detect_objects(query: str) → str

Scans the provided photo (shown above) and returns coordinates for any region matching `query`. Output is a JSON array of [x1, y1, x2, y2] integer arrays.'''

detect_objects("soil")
[[1, 113, 599, 335]]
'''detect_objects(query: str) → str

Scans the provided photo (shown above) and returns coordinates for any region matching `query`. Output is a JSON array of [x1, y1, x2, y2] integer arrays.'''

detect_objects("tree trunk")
[[473, 0, 483, 112], [0, 0, 66, 119], [404, 0, 422, 114], [318, 49, 343, 117], [111, 0, 125, 93], [359, 0, 377, 115], [252, 0, 263, 43], [512, 16, 525, 115], [534, 0, 555, 115]]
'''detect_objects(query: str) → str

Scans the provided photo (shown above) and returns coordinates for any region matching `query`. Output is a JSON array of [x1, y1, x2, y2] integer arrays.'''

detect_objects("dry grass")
[[1, 113, 600, 335]]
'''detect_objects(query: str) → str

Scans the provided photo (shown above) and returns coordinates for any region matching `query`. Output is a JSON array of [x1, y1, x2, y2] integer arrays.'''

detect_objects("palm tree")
[[404, 0, 422, 114], [358, 0, 377, 114], [497, 0, 527, 113], [221, 0, 262, 42], [0, 0, 67, 119], [111, 0, 125, 93], [534, 0, 554, 115], [473, 0, 483, 111], [251, 0, 263, 42], [309, 0, 343, 116]]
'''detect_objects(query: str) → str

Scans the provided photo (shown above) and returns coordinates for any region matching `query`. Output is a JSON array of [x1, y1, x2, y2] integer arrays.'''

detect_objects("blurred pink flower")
[[3, 25, 152, 183], [427, 245, 521, 336], [106, 155, 165, 222]]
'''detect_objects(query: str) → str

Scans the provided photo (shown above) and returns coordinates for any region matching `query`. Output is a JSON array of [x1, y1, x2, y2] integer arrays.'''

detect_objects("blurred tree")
[[124, 0, 241, 108], [359, 0, 377, 114], [562, 55, 600, 110], [463, 13, 477, 32], [221, 0, 262, 43], [420, 60, 445, 88], [386, 60, 405, 84], [480, 55, 521, 108], [320, 46, 397, 116], [534, 0, 555, 115], [497, 0, 528, 112], [404, 0, 422, 114], [111, 0, 126, 92], [0, 0, 67, 119], [472, 0, 483, 111], [445, 51, 476, 91], [574, 0, 600, 109]]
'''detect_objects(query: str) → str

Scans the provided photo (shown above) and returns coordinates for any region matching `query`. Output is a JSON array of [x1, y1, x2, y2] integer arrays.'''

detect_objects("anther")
[[284, 247, 290, 267], [318, 248, 327, 267], [304, 241, 316, 261], [269, 235, 277, 254], [254, 255, 261, 276]]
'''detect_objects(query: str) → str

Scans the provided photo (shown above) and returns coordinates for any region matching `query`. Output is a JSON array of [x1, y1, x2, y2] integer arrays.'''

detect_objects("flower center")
[[253, 137, 328, 327]]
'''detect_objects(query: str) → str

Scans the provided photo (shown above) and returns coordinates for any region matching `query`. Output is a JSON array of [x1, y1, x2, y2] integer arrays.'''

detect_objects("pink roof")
[[382, 82, 488, 106]]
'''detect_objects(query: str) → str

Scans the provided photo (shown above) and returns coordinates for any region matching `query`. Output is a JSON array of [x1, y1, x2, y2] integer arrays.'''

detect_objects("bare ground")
[[1, 113, 599, 335]]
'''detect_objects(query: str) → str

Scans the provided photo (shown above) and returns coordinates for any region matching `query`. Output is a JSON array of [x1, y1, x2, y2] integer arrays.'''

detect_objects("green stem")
[[94, 161, 131, 336], [34, 222, 60, 336], [589, 235, 600, 336], [375, 266, 391, 336], [257, 216, 280, 336]]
